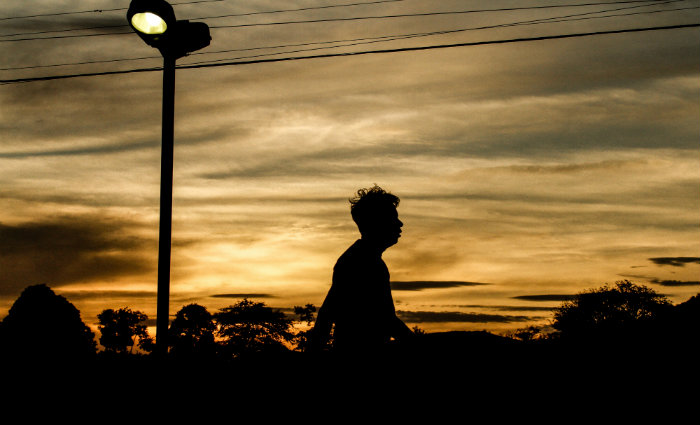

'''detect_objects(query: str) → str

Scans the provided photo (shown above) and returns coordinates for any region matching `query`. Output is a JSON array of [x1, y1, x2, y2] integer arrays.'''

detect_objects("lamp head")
[[127, 0, 177, 48], [127, 0, 211, 59]]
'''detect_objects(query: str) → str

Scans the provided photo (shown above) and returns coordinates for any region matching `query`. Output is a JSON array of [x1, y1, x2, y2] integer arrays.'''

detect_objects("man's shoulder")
[[335, 240, 363, 264], [336, 239, 379, 271]]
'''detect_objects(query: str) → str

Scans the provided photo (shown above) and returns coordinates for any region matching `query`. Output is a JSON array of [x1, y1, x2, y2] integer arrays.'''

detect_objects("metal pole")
[[156, 55, 176, 356]]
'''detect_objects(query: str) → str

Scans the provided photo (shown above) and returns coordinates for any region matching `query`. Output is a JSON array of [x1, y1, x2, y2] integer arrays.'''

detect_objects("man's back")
[[323, 240, 397, 350]]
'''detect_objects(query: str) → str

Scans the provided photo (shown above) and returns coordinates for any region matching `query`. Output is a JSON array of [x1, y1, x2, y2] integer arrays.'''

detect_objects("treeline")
[[0, 280, 698, 366], [0, 284, 317, 363]]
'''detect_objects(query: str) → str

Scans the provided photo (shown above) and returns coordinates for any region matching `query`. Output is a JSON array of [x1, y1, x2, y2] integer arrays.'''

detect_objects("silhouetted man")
[[310, 185, 414, 355]]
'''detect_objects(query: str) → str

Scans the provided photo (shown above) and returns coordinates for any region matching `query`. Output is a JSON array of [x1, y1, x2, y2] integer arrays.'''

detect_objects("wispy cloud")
[[456, 304, 556, 312], [649, 257, 700, 267], [0, 140, 157, 158], [512, 295, 576, 302], [57, 290, 157, 300], [397, 310, 535, 323], [210, 293, 276, 299], [650, 279, 700, 287], [391, 281, 489, 291]]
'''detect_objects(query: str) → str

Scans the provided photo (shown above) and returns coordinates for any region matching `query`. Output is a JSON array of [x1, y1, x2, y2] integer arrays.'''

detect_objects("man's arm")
[[390, 314, 415, 342], [308, 305, 332, 351], [307, 286, 338, 352]]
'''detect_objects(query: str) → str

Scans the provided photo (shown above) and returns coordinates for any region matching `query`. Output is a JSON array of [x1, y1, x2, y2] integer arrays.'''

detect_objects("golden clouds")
[[1, 1, 698, 332]]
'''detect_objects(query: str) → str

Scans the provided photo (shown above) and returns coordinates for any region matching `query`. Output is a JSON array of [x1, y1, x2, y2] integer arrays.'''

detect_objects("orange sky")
[[1, 0, 699, 335]]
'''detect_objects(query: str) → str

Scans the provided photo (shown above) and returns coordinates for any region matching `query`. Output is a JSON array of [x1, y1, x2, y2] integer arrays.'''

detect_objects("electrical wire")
[[207, 0, 690, 30], [0, 0, 685, 41], [0, 0, 406, 32], [0, 0, 225, 21], [1, 23, 697, 85], [183, 1, 695, 67], [0, 1, 691, 71]]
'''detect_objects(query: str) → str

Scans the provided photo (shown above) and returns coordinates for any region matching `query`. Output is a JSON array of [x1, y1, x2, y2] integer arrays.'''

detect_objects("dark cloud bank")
[[0, 216, 154, 296], [512, 295, 577, 302], [651, 280, 700, 287], [391, 281, 489, 291], [397, 310, 534, 324], [649, 257, 700, 267], [210, 293, 276, 299]]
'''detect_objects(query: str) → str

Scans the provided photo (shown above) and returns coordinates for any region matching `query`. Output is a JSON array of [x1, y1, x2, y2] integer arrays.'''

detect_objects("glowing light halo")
[[131, 12, 167, 35]]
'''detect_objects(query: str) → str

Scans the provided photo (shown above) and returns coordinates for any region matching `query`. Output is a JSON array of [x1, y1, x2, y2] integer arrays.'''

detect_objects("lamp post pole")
[[156, 54, 176, 356], [127, 0, 210, 358]]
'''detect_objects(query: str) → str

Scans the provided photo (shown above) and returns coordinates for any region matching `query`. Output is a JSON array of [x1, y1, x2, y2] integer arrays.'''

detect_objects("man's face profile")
[[364, 205, 403, 249]]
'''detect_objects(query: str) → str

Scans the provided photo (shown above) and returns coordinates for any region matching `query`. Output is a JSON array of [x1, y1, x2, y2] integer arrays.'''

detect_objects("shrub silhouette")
[[169, 303, 217, 358], [214, 298, 295, 358], [292, 303, 322, 352], [552, 280, 672, 344], [0, 284, 96, 361], [97, 307, 152, 354]]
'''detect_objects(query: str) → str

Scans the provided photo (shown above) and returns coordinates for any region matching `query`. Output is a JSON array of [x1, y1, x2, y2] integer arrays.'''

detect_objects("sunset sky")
[[1, 0, 699, 336]]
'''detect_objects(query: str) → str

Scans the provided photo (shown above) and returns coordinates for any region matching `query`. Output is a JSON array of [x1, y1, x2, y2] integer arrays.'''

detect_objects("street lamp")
[[127, 0, 210, 356]]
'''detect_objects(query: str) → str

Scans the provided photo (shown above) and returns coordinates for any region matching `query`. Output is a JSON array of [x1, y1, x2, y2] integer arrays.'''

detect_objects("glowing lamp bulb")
[[131, 12, 168, 35]]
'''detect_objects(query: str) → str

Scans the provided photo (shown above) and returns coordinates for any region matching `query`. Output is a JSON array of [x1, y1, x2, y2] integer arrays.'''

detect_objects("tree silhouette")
[[294, 304, 317, 326], [0, 284, 96, 361], [214, 299, 294, 358], [97, 307, 152, 354], [169, 303, 217, 358], [552, 280, 672, 343], [663, 292, 700, 350], [292, 303, 319, 352], [508, 325, 546, 342]]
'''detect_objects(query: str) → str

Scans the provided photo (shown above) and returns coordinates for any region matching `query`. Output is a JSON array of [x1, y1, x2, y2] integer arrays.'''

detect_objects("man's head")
[[350, 185, 403, 249]]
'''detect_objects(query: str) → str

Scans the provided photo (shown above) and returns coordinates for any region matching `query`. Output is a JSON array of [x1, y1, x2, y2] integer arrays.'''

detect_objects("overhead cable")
[[1, 23, 697, 85], [0, 0, 684, 41], [0, 0, 689, 70], [0, 0, 225, 21]]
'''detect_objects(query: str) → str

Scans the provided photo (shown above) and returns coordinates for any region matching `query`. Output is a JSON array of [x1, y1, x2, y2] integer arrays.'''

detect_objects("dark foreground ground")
[[2, 332, 697, 423], [6, 331, 697, 391]]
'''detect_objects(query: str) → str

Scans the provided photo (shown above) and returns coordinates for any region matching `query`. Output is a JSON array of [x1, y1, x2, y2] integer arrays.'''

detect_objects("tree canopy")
[[0, 284, 96, 360], [552, 280, 673, 342], [97, 307, 152, 354], [169, 303, 217, 358], [214, 298, 295, 358]]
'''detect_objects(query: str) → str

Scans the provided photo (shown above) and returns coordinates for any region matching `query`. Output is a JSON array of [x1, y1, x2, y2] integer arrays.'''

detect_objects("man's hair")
[[349, 185, 399, 231]]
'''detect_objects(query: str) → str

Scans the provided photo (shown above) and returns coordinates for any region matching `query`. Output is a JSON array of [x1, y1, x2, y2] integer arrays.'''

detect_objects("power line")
[[0, 0, 406, 37], [0, 55, 160, 71], [184, 2, 696, 67], [207, 0, 690, 30], [195, 0, 675, 21], [0, 0, 405, 32], [0, 1, 690, 71], [0, 0, 408, 40], [2, 23, 697, 85], [181, 23, 700, 69], [0, 0, 684, 41], [190, 0, 407, 19], [0, 0, 225, 21]]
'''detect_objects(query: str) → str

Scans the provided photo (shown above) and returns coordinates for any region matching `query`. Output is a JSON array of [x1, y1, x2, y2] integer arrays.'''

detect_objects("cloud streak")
[[651, 280, 700, 287], [397, 310, 535, 323], [210, 293, 276, 299], [649, 257, 700, 267], [511, 295, 577, 302], [391, 281, 489, 291]]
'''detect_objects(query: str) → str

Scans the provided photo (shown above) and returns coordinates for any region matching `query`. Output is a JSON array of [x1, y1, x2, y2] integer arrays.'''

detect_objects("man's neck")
[[358, 236, 389, 256]]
